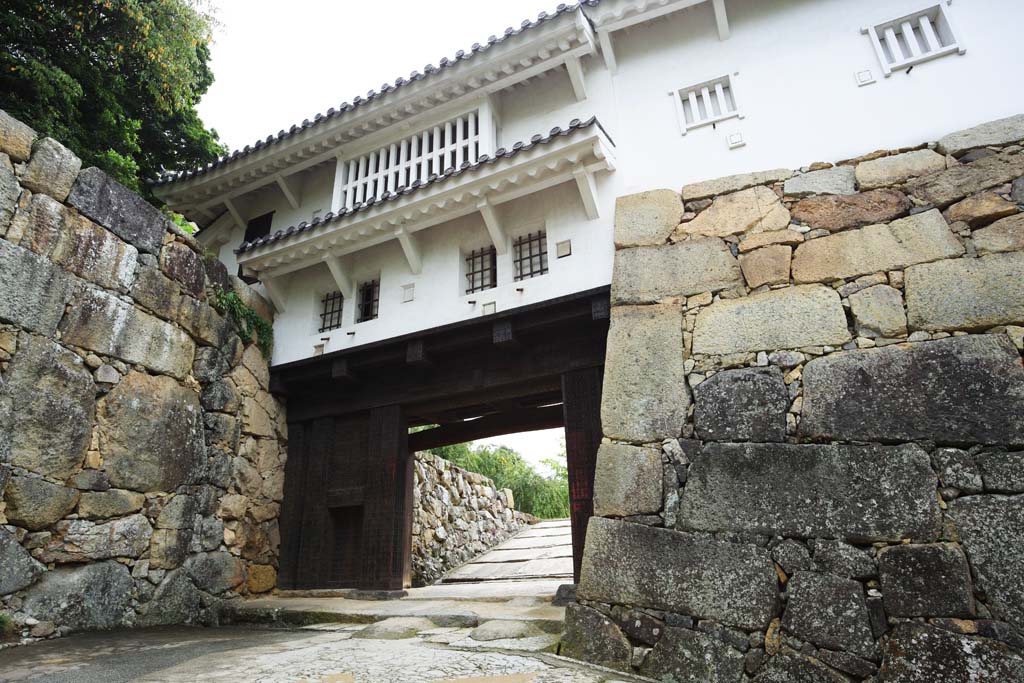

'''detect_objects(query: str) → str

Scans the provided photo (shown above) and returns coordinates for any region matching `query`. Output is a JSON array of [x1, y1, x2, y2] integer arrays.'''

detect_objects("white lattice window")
[[339, 111, 483, 209], [672, 74, 741, 136], [862, 2, 965, 77]]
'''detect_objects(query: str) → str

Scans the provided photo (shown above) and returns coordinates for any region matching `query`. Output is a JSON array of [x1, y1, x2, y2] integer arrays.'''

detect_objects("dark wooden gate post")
[[561, 366, 603, 583], [360, 404, 413, 590]]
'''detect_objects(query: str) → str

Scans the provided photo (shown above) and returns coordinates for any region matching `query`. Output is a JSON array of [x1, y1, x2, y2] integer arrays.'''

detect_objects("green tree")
[[0, 0, 226, 195]]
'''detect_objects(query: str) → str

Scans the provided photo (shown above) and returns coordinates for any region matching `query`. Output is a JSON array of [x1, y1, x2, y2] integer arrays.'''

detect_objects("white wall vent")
[[672, 74, 741, 136], [862, 2, 965, 77]]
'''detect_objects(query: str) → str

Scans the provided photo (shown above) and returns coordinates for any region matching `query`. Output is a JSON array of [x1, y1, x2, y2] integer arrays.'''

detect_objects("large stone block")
[[38, 514, 152, 563], [601, 304, 688, 442], [784, 166, 856, 197], [936, 114, 1024, 156], [0, 239, 72, 336], [976, 451, 1024, 493], [59, 286, 195, 379], [611, 238, 742, 304], [560, 603, 631, 671], [692, 285, 850, 355], [98, 371, 206, 492], [592, 443, 662, 517], [137, 570, 205, 626], [22, 561, 133, 631], [950, 495, 1024, 632], [677, 443, 940, 543], [782, 572, 877, 659], [161, 241, 206, 298], [183, 550, 245, 594], [791, 209, 963, 283], [790, 189, 912, 231], [904, 252, 1024, 331], [640, 626, 745, 682], [879, 624, 1024, 682], [739, 244, 791, 288], [4, 475, 80, 531], [855, 150, 947, 190], [20, 137, 81, 201], [905, 151, 1024, 207], [77, 489, 146, 519], [753, 651, 849, 683], [0, 155, 19, 232], [67, 166, 171, 254], [614, 189, 683, 248], [682, 168, 792, 202], [579, 517, 778, 630], [947, 191, 1018, 228], [849, 284, 907, 338], [693, 366, 788, 442], [801, 336, 1024, 445], [973, 213, 1024, 255], [1, 333, 94, 479], [0, 109, 38, 161], [0, 528, 44, 595], [676, 186, 790, 238], [878, 544, 974, 618]]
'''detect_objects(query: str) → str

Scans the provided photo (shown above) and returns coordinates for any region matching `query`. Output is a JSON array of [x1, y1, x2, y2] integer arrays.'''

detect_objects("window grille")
[[340, 111, 482, 209], [356, 279, 380, 323], [319, 291, 344, 332], [674, 75, 740, 134], [513, 230, 549, 281], [863, 3, 964, 77], [465, 246, 497, 294]]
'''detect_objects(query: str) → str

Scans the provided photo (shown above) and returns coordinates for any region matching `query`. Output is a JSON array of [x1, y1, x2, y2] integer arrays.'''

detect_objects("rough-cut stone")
[[0, 109, 37, 161], [753, 651, 849, 683], [802, 336, 1024, 445], [176, 296, 232, 347], [611, 238, 742, 304], [614, 189, 683, 248], [904, 252, 1024, 331], [561, 606, 630, 671], [601, 304, 688, 442], [137, 570, 205, 626], [738, 229, 804, 253], [0, 239, 72, 336], [950, 495, 1024, 631], [0, 156, 19, 232], [878, 544, 974, 618], [936, 114, 1024, 156], [22, 561, 133, 631], [682, 168, 792, 201], [4, 475, 80, 531], [739, 244, 791, 288], [973, 213, 1024, 255], [350, 617, 436, 641], [905, 151, 1024, 207], [150, 528, 192, 569], [1014, 176, 1024, 204], [98, 372, 206, 492], [849, 285, 907, 338], [592, 443, 662, 517], [678, 443, 940, 542], [792, 209, 962, 283], [67, 167, 171, 254], [640, 626, 745, 682], [784, 166, 856, 197], [1, 333, 94, 479], [61, 286, 196, 379], [133, 264, 182, 318], [932, 448, 984, 494], [976, 451, 1024, 493], [247, 564, 277, 594], [677, 186, 790, 238], [161, 241, 206, 298], [879, 623, 1024, 682], [157, 494, 197, 529], [20, 137, 81, 201], [77, 489, 146, 519], [790, 189, 911, 231], [0, 527, 44, 594], [855, 150, 947, 190], [692, 285, 850, 355], [783, 572, 876, 659], [693, 367, 788, 442], [811, 540, 876, 580], [184, 551, 245, 594], [39, 514, 152, 562], [772, 540, 813, 575], [579, 517, 778, 630], [947, 191, 1018, 228]]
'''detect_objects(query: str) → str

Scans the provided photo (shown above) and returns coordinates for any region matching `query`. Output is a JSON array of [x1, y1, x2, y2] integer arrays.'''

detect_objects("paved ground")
[[442, 520, 573, 584], [0, 626, 632, 683]]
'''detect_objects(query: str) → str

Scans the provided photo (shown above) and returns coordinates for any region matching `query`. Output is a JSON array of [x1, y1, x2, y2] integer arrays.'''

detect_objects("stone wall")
[[411, 451, 527, 586], [0, 111, 286, 643], [563, 114, 1024, 681]]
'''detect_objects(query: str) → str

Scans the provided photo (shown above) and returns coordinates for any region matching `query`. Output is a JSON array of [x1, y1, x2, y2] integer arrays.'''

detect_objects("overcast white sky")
[[197, 0, 569, 471]]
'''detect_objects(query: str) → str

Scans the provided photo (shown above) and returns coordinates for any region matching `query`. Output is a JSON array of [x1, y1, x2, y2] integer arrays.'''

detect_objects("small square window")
[[319, 291, 344, 332], [402, 284, 415, 303], [862, 3, 964, 77], [673, 74, 740, 135], [513, 230, 549, 281], [356, 279, 379, 323], [556, 240, 572, 259], [465, 246, 497, 294], [482, 302, 497, 315]]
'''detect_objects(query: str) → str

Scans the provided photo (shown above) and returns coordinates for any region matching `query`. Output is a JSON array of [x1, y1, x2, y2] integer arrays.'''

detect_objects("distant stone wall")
[[411, 451, 527, 586], [0, 110, 286, 643], [563, 114, 1024, 680]]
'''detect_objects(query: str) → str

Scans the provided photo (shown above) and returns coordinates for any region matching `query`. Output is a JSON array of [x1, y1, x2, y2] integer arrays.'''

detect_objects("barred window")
[[357, 279, 380, 323], [465, 246, 497, 294], [513, 230, 548, 281], [319, 291, 344, 332]]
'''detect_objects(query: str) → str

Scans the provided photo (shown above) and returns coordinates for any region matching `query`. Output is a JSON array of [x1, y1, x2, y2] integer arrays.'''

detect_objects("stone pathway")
[[441, 519, 573, 583]]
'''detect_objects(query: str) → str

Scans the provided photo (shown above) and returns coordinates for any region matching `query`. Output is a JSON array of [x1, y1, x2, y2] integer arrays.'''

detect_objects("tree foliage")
[[0, 0, 225, 195]]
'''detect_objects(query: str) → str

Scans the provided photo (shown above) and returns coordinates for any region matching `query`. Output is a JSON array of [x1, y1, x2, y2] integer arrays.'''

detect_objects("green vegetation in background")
[[0, 612, 14, 640], [0, 0, 226, 199], [211, 286, 274, 359], [425, 438, 570, 520]]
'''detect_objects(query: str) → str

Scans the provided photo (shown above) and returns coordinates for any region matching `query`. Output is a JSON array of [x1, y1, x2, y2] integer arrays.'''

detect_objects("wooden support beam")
[[331, 358, 358, 383], [597, 30, 617, 74], [275, 174, 301, 210], [324, 255, 355, 300], [591, 295, 610, 321], [395, 228, 422, 275], [325, 486, 365, 508], [224, 197, 245, 229], [361, 405, 413, 590], [492, 319, 519, 349], [565, 56, 588, 102], [573, 165, 600, 220], [261, 275, 287, 313], [405, 339, 432, 368], [478, 199, 508, 255], [562, 366, 603, 583], [713, 0, 730, 40], [409, 405, 564, 452]]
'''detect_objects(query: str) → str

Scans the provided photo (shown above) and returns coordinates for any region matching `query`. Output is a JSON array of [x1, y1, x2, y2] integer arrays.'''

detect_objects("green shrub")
[[0, 612, 15, 639], [211, 286, 274, 359]]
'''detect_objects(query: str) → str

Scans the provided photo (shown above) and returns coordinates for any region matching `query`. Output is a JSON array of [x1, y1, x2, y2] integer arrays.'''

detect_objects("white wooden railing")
[[863, 3, 964, 77]]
